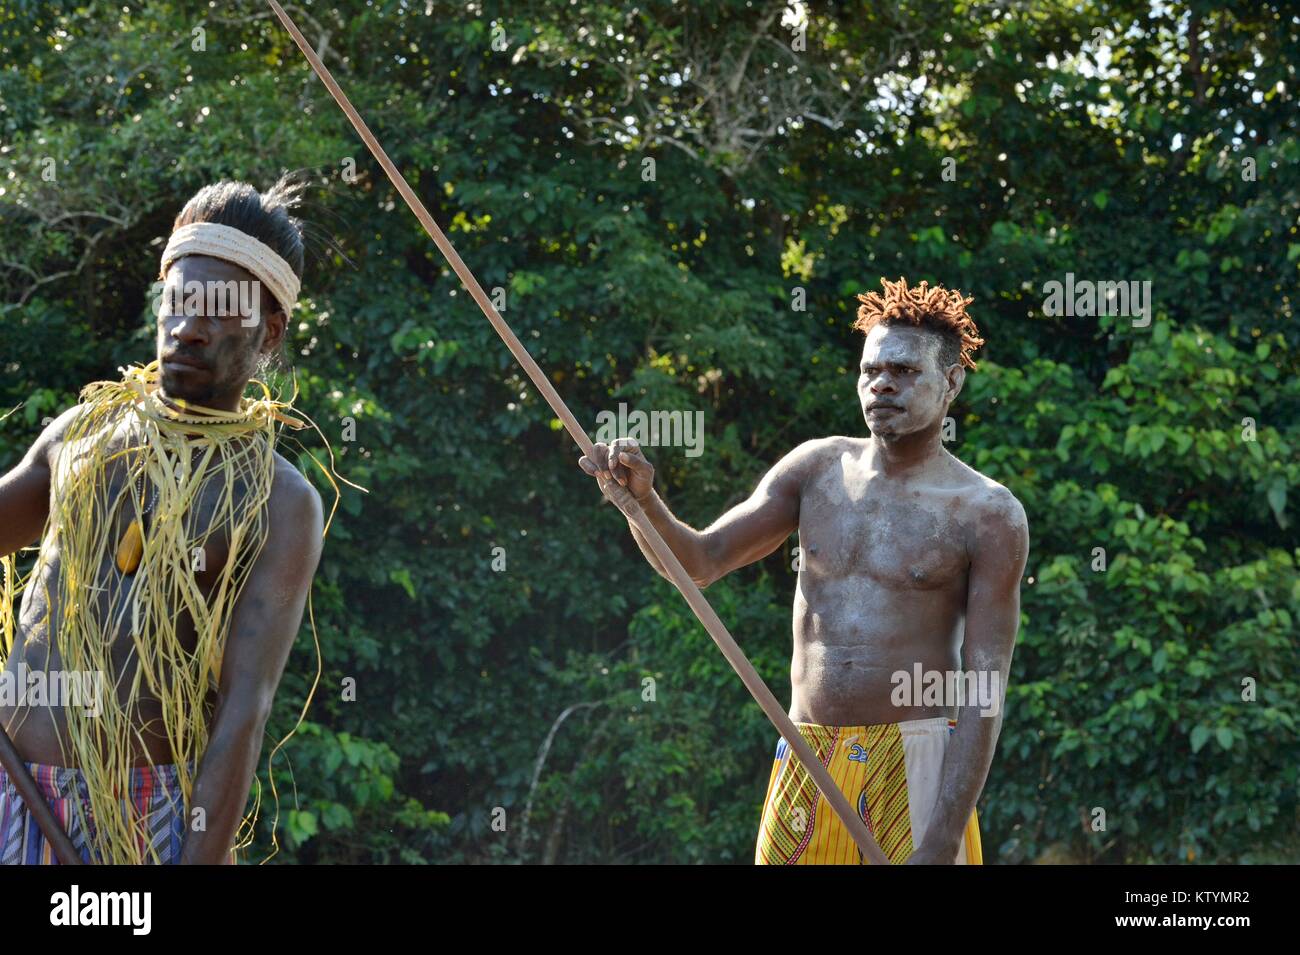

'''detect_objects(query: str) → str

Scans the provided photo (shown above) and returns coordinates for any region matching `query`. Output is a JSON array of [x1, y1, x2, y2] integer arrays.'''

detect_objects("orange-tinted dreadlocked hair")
[[853, 276, 985, 371]]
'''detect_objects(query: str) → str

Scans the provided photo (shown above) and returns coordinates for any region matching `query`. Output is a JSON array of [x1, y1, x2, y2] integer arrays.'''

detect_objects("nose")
[[869, 373, 897, 395], [166, 310, 210, 347]]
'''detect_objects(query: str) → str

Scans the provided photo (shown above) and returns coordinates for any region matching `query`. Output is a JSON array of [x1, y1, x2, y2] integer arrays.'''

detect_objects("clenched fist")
[[578, 438, 655, 508]]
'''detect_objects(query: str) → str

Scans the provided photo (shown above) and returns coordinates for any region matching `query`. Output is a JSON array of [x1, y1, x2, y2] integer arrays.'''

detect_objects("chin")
[[866, 420, 908, 439], [159, 371, 216, 405]]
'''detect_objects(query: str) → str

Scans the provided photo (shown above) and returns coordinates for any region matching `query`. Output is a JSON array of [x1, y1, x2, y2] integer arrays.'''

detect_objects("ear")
[[945, 363, 966, 402], [260, 307, 288, 354]]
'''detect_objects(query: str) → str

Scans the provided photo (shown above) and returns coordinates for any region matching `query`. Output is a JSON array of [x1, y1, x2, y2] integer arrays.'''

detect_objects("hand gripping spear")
[[265, 0, 890, 865]]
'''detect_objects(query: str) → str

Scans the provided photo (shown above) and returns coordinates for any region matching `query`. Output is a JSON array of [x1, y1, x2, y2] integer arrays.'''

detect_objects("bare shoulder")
[[762, 435, 835, 478], [36, 402, 113, 477], [766, 436, 849, 490], [36, 402, 93, 454], [269, 452, 324, 536], [977, 479, 1027, 530], [45, 402, 92, 436], [947, 457, 1029, 561], [792, 434, 871, 472]]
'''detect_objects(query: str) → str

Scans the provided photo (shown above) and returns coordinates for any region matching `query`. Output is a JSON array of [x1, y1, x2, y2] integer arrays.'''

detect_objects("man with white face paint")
[[579, 276, 1029, 864]]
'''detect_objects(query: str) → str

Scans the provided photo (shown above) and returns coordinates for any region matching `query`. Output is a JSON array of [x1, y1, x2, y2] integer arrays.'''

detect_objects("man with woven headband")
[[579, 277, 1029, 864], [0, 175, 324, 864]]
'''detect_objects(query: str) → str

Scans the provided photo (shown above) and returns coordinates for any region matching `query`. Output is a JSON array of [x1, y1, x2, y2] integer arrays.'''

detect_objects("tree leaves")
[[1, 0, 1296, 865]]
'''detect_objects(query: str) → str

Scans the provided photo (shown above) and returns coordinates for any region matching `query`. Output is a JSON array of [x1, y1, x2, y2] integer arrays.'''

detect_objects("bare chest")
[[797, 463, 973, 590]]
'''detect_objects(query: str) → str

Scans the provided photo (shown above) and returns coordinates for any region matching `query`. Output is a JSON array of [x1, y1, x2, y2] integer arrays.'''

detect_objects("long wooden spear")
[[265, 0, 889, 865]]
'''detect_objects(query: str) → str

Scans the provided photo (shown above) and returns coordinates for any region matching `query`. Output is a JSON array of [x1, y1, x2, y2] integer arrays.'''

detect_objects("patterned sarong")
[[755, 717, 982, 865], [0, 760, 187, 865]]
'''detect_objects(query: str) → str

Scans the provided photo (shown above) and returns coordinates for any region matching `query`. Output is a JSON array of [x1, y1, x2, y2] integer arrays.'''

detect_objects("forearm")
[[624, 489, 712, 585], [179, 710, 266, 864], [917, 712, 1000, 856], [915, 494, 1026, 863]]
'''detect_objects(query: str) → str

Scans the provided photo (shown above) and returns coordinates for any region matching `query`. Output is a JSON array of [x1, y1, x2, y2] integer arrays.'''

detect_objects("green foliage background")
[[1, 0, 1296, 863]]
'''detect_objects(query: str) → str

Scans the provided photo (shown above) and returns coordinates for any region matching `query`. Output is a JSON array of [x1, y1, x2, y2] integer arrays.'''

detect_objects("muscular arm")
[[616, 439, 822, 589], [180, 466, 323, 864], [910, 489, 1029, 863], [0, 406, 83, 559]]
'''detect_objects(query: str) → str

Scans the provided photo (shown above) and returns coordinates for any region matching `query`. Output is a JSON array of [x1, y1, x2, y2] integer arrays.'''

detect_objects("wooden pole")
[[265, 0, 890, 866], [0, 726, 84, 864]]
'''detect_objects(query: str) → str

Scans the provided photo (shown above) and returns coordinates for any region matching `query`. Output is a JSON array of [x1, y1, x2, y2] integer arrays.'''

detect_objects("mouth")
[[162, 354, 209, 372], [867, 404, 901, 413]]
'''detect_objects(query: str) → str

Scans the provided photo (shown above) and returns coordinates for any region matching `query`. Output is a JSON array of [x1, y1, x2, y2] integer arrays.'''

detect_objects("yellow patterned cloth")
[[755, 717, 982, 865]]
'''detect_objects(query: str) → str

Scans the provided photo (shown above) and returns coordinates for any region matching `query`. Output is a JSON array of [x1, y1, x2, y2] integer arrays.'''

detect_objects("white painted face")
[[856, 324, 961, 437]]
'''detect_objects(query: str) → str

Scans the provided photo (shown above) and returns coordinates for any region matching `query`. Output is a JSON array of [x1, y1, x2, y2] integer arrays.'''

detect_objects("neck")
[[864, 421, 947, 478], [154, 389, 251, 442], [157, 388, 244, 415]]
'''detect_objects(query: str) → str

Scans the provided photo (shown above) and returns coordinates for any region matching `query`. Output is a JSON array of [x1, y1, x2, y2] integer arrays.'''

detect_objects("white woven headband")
[[159, 221, 301, 316]]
